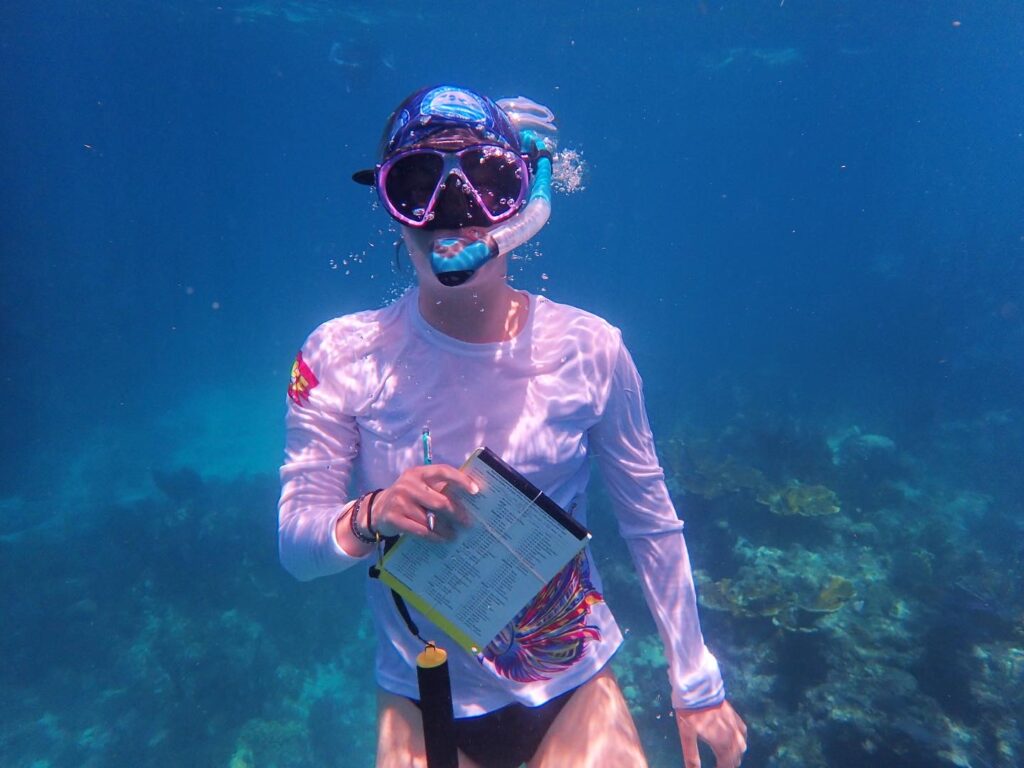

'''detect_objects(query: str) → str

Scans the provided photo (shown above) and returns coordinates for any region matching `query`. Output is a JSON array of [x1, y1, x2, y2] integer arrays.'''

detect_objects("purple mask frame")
[[376, 144, 530, 228]]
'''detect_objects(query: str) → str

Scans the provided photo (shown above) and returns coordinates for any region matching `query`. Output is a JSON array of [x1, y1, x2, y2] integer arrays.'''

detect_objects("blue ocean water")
[[1, 1, 1022, 766]]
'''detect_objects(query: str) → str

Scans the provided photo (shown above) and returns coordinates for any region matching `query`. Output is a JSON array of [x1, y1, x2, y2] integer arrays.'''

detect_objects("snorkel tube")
[[429, 97, 557, 286]]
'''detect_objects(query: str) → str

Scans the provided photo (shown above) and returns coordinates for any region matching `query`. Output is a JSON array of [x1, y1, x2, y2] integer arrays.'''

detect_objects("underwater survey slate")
[[377, 447, 591, 654]]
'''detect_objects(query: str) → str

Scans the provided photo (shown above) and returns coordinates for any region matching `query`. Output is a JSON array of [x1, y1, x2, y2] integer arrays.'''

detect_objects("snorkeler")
[[278, 85, 747, 767]]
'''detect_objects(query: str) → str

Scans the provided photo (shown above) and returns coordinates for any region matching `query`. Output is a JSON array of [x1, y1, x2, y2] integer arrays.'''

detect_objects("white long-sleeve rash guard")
[[278, 288, 725, 715]]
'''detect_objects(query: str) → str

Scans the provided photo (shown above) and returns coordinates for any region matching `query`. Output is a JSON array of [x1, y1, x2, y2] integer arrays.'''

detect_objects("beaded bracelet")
[[349, 494, 377, 545], [364, 489, 384, 541]]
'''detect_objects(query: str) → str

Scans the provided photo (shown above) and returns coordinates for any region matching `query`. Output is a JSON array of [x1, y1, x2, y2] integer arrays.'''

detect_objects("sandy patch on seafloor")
[[11, 386, 285, 523], [154, 385, 284, 482]]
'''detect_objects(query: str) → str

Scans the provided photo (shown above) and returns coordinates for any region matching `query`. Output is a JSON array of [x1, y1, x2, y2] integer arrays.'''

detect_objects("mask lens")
[[460, 147, 525, 218], [383, 152, 444, 223]]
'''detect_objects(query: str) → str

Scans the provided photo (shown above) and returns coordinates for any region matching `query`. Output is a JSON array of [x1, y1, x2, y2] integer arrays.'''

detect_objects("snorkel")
[[429, 97, 557, 286]]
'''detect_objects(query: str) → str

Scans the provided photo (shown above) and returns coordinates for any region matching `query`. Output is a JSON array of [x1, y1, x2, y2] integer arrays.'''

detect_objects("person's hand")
[[372, 464, 477, 540], [675, 700, 747, 768]]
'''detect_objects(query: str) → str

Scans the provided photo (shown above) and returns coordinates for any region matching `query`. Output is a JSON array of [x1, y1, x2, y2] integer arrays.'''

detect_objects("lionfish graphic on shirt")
[[482, 552, 603, 682]]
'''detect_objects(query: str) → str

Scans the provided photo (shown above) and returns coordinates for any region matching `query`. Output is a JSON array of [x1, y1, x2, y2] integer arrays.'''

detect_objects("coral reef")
[[756, 481, 840, 517], [662, 437, 840, 517], [0, 471, 378, 768], [827, 426, 897, 466], [0, 406, 1019, 768], [641, 416, 1023, 767], [696, 544, 856, 634]]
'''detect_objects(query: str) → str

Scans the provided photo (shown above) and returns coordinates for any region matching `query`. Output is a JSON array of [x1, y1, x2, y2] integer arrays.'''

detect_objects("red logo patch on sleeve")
[[287, 351, 319, 406]]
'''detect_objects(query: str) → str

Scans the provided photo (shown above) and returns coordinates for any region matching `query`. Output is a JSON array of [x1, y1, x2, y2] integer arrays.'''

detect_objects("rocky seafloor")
[[1, 408, 1020, 767]]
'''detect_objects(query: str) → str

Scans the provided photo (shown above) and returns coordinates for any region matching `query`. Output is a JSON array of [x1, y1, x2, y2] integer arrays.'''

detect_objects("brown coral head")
[[758, 481, 840, 517]]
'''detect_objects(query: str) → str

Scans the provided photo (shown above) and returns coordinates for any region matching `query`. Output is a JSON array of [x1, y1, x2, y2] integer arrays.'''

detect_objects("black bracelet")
[[349, 495, 377, 545], [364, 488, 384, 541]]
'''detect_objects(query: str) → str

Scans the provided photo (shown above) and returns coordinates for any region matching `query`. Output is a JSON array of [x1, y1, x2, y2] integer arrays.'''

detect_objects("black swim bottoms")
[[410, 686, 577, 768]]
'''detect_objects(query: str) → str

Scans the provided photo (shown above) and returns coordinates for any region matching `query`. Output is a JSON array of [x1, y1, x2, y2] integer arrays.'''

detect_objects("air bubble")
[[551, 147, 587, 194]]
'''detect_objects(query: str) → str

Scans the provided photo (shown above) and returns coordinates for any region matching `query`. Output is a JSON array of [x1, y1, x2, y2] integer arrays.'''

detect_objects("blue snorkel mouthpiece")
[[430, 236, 497, 286]]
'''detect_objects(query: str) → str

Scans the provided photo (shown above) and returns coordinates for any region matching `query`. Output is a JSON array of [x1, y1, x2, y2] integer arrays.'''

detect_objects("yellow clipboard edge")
[[377, 567, 484, 655], [458, 446, 485, 471]]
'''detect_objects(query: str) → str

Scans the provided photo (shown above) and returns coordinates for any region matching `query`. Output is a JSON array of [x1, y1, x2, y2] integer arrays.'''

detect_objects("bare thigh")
[[376, 689, 483, 768], [529, 666, 648, 768]]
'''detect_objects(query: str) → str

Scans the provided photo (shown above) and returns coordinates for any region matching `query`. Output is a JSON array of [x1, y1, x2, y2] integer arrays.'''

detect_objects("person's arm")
[[280, 406, 480, 579], [589, 337, 725, 709], [588, 336, 747, 765], [278, 332, 372, 581], [277, 326, 479, 580]]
